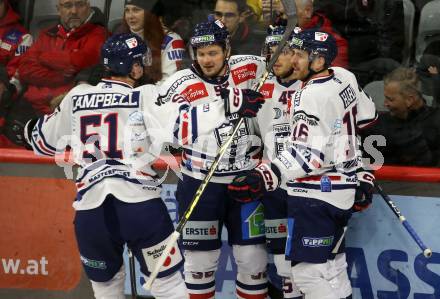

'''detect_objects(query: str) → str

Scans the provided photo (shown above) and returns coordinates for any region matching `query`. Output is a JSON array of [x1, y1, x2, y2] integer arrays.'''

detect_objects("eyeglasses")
[[59, 1, 88, 10], [213, 11, 238, 19]]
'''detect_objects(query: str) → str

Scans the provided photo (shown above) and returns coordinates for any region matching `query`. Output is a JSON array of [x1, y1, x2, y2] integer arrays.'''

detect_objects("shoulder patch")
[[162, 35, 173, 50]]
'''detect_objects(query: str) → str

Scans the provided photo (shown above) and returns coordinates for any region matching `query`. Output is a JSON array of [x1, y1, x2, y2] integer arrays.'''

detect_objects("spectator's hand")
[[220, 88, 265, 118], [228, 163, 279, 203], [353, 171, 375, 212], [261, 0, 285, 22]]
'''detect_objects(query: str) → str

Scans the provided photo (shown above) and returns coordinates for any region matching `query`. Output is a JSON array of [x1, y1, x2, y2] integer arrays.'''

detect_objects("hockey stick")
[[374, 182, 432, 258], [128, 249, 138, 299], [143, 0, 298, 290]]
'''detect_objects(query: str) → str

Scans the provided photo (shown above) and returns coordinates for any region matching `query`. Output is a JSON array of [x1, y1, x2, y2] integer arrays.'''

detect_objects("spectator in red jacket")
[[0, 0, 32, 77], [260, 0, 348, 68], [294, 0, 348, 68], [13, 0, 108, 115]]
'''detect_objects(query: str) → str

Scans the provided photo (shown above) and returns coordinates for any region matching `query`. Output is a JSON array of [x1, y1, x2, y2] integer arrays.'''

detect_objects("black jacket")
[[362, 105, 440, 167], [314, 0, 405, 65]]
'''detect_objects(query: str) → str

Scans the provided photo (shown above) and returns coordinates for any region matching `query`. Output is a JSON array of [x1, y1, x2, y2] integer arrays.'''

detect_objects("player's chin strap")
[[302, 52, 329, 83]]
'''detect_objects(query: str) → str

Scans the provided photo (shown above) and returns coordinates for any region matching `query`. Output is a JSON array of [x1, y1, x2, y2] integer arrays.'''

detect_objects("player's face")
[[124, 5, 145, 32], [384, 81, 410, 119], [57, 0, 91, 30], [291, 48, 311, 80], [271, 45, 295, 79], [196, 44, 227, 78]]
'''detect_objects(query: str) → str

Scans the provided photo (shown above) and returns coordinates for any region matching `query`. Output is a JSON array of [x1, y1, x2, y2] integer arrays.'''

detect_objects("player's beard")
[[201, 61, 227, 79], [276, 67, 294, 81]]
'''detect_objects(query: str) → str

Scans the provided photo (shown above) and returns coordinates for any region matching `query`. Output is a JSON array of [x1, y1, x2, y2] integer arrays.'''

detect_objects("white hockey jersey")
[[256, 73, 301, 188], [160, 31, 186, 83], [154, 55, 267, 183], [25, 79, 229, 210], [272, 67, 378, 209]]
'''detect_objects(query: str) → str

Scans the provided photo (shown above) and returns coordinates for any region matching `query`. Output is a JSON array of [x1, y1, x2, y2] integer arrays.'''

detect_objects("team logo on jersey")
[[180, 82, 209, 102], [214, 120, 249, 149], [231, 64, 257, 85], [125, 37, 138, 48], [339, 84, 357, 109], [259, 83, 275, 99], [241, 202, 265, 239]]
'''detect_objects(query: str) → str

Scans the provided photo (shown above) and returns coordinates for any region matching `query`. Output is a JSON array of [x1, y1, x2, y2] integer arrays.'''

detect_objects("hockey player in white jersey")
[[23, 33, 189, 299], [258, 25, 303, 299], [227, 29, 378, 299], [154, 19, 269, 299], [22, 30, 267, 298]]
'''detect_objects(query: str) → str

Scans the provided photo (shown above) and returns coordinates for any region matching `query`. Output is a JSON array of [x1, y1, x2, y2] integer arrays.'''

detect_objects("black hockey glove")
[[228, 163, 279, 203], [353, 171, 375, 212], [220, 88, 265, 118]]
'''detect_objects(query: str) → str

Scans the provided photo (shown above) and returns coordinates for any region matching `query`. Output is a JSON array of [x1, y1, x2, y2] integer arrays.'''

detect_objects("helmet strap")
[[303, 53, 326, 82]]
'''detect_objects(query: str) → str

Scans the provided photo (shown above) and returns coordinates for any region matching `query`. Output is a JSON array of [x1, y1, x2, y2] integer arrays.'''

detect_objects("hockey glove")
[[353, 171, 375, 212], [228, 163, 280, 203], [220, 88, 265, 118]]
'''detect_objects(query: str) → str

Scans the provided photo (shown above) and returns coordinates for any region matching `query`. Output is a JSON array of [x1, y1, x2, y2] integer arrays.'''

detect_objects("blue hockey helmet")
[[289, 29, 338, 67], [261, 25, 296, 59], [101, 33, 152, 76], [189, 20, 230, 59], [262, 26, 302, 62]]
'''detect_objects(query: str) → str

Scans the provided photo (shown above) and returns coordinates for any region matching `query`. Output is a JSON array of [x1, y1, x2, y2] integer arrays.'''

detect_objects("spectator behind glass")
[[314, 0, 405, 86], [0, 64, 20, 147], [213, 0, 265, 55], [117, 0, 186, 84], [362, 67, 440, 167], [416, 54, 440, 107], [0, 0, 32, 77], [294, 0, 348, 68], [13, 0, 108, 116]]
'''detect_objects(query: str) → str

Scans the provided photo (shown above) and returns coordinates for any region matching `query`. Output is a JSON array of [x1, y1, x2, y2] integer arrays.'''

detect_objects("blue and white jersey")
[[159, 31, 186, 83], [154, 55, 267, 183], [24, 79, 167, 210], [256, 73, 301, 189], [272, 67, 378, 209]]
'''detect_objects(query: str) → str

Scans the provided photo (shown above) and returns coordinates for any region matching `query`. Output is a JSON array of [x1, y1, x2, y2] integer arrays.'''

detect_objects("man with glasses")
[[7, 0, 107, 129], [213, 0, 264, 55]]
